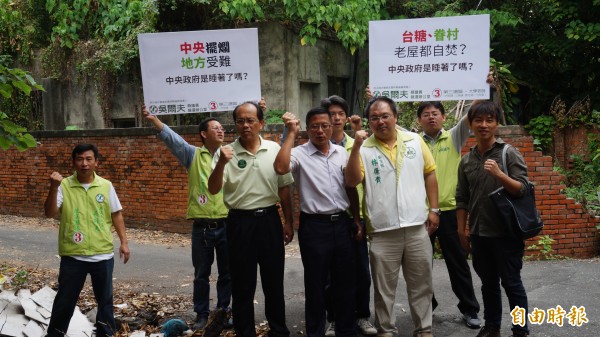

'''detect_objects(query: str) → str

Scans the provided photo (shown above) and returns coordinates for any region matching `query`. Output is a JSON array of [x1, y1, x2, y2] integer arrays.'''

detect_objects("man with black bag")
[[456, 101, 531, 337]]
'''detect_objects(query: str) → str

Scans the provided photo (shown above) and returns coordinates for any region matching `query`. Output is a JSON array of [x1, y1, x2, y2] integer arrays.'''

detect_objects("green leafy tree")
[[490, 0, 600, 117], [42, 0, 157, 126], [218, 0, 387, 53], [0, 62, 43, 151]]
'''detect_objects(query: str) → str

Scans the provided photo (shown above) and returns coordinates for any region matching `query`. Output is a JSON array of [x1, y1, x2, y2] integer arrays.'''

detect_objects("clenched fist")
[[49, 172, 63, 189], [218, 145, 234, 164]]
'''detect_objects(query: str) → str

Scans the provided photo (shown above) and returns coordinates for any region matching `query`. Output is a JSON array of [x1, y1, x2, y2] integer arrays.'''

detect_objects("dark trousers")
[[299, 213, 356, 337], [192, 219, 231, 317], [471, 235, 529, 334], [227, 208, 289, 337], [430, 210, 480, 314], [326, 220, 371, 322], [46, 257, 115, 337]]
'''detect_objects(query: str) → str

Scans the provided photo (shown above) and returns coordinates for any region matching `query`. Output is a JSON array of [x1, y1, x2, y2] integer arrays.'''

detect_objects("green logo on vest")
[[405, 147, 416, 159], [238, 159, 247, 168], [96, 194, 105, 203]]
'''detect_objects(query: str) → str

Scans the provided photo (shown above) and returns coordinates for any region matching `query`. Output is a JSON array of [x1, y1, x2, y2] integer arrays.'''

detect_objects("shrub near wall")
[[1, 125, 598, 257]]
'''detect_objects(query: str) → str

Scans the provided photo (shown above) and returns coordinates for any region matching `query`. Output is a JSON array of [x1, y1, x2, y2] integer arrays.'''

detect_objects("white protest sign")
[[369, 14, 489, 101], [138, 28, 261, 114]]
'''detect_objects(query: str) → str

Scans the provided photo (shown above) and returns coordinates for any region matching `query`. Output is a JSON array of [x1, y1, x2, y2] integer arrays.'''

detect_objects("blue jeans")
[[46, 257, 115, 337], [192, 219, 231, 317], [471, 235, 529, 334]]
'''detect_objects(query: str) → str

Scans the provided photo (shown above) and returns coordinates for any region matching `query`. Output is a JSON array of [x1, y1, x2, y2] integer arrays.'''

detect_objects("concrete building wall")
[[39, 23, 368, 131]]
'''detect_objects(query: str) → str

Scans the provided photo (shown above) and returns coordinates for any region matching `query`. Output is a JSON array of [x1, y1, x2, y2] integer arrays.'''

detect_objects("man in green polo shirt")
[[208, 101, 294, 337], [44, 143, 130, 337]]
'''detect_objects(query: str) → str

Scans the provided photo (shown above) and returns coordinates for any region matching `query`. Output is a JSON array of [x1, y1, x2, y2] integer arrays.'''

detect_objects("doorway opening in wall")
[[327, 76, 348, 101], [112, 118, 136, 128]]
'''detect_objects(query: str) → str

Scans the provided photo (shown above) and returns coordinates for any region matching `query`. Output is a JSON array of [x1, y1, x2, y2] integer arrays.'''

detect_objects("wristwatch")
[[430, 208, 441, 215]]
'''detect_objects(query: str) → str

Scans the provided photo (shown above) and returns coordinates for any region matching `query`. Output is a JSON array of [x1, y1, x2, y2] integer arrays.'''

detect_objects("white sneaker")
[[357, 318, 377, 335], [325, 322, 336, 337]]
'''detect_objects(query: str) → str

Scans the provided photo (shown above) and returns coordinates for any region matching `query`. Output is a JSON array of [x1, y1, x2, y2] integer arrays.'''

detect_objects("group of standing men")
[[44, 93, 530, 337]]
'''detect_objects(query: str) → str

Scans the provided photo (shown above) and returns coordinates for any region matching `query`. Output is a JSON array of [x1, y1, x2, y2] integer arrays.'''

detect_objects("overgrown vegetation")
[[524, 94, 599, 215], [562, 134, 600, 216], [526, 235, 565, 260], [41, 0, 158, 126], [0, 56, 43, 151], [525, 115, 555, 152], [0, 263, 29, 290]]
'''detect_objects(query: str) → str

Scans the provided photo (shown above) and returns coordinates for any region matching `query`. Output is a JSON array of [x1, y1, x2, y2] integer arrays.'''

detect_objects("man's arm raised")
[[142, 105, 164, 131], [208, 145, 233, 194], [274, 112, 300, 175], [345, 130, 368, 187], [44, 172, 63, 218]]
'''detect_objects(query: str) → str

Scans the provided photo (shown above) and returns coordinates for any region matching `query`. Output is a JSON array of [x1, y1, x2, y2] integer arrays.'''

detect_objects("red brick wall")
[[1, 126, 598, 257], [553, 126, 600, 169]]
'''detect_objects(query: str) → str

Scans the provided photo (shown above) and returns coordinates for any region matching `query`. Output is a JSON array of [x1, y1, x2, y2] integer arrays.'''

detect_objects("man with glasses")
[[417, 102, 481, 329], [142, 107, 232, 330], [346, 97, 439, 337], [208, 102, 294, 337], [274, 108, 362, 337]]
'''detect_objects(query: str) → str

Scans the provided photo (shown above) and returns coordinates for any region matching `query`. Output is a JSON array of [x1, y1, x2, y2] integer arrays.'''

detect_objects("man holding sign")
[[142, 107, 232, 330]]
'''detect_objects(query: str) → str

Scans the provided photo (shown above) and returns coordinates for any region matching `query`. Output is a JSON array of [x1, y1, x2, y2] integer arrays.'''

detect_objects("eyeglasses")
[[420, 112, 441, 118], [209, 126, 225, 132], [235, 118, 258, 126], [369, 114, 393, 123], [308, 123, 332, 131]]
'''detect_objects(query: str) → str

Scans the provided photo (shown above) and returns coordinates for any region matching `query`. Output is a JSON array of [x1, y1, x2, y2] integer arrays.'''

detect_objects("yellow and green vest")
[[59, 173, 114, 256], [424, 130, 462, 210], [187, 147, 228, 219]]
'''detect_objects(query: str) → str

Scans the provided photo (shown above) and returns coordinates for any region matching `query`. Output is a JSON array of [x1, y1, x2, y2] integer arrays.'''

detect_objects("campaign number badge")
[[198, 194, 208, 205], [73, 232, 84, 244]]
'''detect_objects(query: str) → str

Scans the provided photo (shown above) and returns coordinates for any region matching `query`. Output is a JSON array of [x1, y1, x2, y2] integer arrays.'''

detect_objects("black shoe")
[[476, 326, 501, 337], [203, 308, 227, 337], [192, 315, 208, 330], [510, 330, 529, 337]]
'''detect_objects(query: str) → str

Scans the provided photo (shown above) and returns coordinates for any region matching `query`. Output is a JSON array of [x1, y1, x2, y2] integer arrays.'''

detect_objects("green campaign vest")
[[187, 147, 228, 219], [59, 173, 114, 256], [425, 130, 462, 210], [343, 133, 365, 219]]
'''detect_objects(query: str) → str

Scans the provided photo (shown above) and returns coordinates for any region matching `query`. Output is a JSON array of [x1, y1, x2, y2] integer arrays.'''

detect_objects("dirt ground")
[[0, 214, 288, 334]]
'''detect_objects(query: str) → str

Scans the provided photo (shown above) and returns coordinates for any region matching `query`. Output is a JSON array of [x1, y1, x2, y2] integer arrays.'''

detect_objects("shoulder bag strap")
[[501, 144, 509, 175]]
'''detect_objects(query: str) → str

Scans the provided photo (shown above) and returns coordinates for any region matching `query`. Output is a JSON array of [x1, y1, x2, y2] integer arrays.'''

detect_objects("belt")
[[193, 218, 226, 229], [300, 211, 346, 222], [229, 205, 278, 217]]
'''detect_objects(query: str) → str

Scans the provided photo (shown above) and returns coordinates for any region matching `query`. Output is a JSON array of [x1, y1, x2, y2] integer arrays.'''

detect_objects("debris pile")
[[0, 286, 94, 337]]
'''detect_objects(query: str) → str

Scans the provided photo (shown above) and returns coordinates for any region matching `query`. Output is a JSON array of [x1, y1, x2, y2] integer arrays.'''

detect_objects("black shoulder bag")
[[488, 145, 544, 240]]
